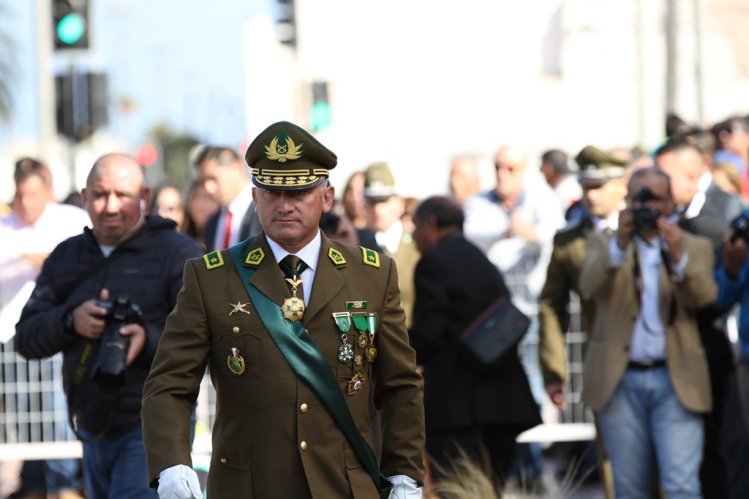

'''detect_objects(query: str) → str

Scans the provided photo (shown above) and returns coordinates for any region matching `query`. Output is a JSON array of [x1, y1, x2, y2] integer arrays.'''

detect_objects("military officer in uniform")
[[538, 146, 628, 499], [142, 121, 425, 499], [362, 162, 420, 327]]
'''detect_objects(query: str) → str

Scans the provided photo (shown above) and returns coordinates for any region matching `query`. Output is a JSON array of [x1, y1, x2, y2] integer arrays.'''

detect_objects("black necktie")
[[279, 255, 308, 302]]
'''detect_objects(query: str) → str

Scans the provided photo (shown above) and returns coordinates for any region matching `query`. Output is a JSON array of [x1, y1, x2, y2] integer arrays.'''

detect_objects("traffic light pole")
[[36, 0, 57, 154]]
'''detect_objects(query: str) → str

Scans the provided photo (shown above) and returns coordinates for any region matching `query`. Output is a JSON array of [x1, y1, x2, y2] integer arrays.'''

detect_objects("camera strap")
[[59, 250, 128, 441]]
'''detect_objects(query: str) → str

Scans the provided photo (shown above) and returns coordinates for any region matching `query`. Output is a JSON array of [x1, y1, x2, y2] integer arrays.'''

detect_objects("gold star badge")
[[229, 301, 251, 316]]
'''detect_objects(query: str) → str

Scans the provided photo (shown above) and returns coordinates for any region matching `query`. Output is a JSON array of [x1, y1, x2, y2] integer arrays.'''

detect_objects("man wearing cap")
[[142, 121, 425, 499], [538, 145, 627, 498], [363, 162, 420, 327]]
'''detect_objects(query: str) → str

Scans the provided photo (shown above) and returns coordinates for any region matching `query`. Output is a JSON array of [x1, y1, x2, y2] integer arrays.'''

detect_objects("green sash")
[[229, 242, 392, 498]]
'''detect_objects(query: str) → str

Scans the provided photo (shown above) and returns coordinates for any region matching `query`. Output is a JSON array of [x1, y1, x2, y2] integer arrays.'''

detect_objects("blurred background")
[[0, 0, 747, 202]]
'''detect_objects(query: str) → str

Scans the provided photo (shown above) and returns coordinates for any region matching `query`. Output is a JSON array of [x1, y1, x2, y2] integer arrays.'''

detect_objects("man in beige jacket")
[[579, 167, 717, 498]]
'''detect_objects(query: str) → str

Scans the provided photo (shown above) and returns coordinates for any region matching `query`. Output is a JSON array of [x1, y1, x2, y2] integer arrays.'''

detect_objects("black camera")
[[632, 187, 660, 230], [730, 213, 749, 244], [91, 295, 142, 385]]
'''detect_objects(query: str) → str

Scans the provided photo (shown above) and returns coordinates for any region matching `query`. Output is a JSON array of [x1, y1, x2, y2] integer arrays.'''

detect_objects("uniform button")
[[220, 458, 228, 464], [300, 441, 308, 451], [232, 326, 240, 334], [300, 403, 309, 413]]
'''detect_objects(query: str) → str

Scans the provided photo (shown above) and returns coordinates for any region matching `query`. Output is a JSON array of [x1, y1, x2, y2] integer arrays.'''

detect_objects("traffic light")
[[55, 71, 108, 141], [310, 81, 332, 132], [52, 0, 90, 50], [276, 0, 296, 48]]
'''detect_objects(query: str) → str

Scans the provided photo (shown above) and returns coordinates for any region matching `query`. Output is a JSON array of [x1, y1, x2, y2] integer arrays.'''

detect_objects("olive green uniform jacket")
[[142, 233, 425, 499], [578, 231, 717, 413], [391, 233, 419, 328], [538, 219, 595, 387]]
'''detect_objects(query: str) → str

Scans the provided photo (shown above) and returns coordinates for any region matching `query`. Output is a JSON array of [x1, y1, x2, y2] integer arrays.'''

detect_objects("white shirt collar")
[[266, 230, 321, 272]]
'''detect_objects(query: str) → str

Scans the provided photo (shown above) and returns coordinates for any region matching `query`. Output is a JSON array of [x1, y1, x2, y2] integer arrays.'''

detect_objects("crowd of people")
[[1, 112, 749, 498]]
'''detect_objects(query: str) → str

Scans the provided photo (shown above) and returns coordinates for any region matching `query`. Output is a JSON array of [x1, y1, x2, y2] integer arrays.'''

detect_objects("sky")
[[0, 0, 272, 148]]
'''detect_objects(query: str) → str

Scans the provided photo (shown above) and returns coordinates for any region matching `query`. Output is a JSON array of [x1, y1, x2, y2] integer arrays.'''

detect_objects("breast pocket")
[[214, 327, 263, 378]]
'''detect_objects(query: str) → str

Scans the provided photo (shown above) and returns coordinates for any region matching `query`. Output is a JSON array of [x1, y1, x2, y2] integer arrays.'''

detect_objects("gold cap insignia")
[[245, 248, 265, 267], [328, 248, 346, 266], [265, 133, 303, 163], [360, 247, 380, 268], [203, 251, 225, 270]]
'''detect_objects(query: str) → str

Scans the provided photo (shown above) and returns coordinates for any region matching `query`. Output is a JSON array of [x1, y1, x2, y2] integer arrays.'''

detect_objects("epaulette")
[[553, 219, 592, 246], [203, 250, 225, 270], [360, 246, 380, 268]]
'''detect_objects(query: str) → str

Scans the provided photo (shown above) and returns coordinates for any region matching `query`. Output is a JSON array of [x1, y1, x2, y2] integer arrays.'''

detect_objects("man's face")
[[365, 196, 404, 233], [582, 177, 627, 219], [252, 183, 335, 253], [14, 175, 52, 225], [196, 159, 242, 206], [412, 216, 437, 255], [627, 172, 674, 221], [449, 158, 480, 204], [83, 159, 147, 246], [655, 149, 703, 206], [494, 149, 526, 200]]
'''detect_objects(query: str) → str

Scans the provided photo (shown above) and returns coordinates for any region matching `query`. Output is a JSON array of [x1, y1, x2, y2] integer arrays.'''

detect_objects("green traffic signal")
[[311, 101, 332, 132], [56, 12, 86, 46]]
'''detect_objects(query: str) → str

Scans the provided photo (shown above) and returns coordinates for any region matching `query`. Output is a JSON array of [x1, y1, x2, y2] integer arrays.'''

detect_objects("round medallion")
[[281, 297, 305, 322], [366, 345, 378, 363], [357, 332, 368, 348]]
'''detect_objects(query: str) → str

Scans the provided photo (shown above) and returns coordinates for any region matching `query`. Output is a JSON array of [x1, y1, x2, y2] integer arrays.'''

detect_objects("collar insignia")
[[328, 248, 346, 266], [245, 247, 265, 267], [265, 133, 303, 163]]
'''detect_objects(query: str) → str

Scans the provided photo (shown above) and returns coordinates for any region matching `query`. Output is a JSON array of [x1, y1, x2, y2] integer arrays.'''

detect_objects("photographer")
[[715, 210, 749, 498], [579, 167, 717, 498], [14, 154, 203, 499]]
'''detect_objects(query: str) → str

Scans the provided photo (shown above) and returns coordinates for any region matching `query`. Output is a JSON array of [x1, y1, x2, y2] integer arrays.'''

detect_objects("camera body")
[[91, 295, 142, 384], [632, 187, 661, 231], [730, 213, 749, 244]]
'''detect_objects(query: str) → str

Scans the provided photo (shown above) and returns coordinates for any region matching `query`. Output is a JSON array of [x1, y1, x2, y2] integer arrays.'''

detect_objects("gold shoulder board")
[[245, 247, 265, 267], [203, 251, 225, 270], [360, 247, 380, 268], [328, 248, 346, 266]]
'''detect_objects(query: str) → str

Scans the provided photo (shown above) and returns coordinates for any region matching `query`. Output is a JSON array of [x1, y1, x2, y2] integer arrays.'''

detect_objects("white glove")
[[388, 474, 422, 499], [158, 464, 203, 499]]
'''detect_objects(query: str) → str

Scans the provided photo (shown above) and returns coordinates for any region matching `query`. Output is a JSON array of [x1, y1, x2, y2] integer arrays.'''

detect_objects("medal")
[[366, 313, 378, 364], [346, 300, 368, 310], [351, 312, 369, 332], [333, 312, 352, 334], [354, 354, 363, 368], [333, 312, 354, 364], [347, 372, 366, 396], [227, 347, 246, 375], [338, 335, 354, 364], [281, 275, 305, 322], [357, 332, 368, 348], [281, 296, 305, 322]]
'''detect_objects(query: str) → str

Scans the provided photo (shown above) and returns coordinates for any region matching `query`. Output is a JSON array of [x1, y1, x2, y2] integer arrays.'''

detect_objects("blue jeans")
[[80, 426, 158, 499], [597, 366, 703, 499]]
